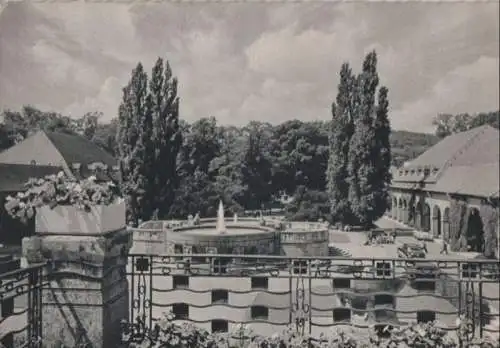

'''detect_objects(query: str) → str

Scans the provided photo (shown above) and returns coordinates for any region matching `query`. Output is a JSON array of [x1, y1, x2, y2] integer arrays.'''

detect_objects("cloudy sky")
[[0, 2, 498, 133]]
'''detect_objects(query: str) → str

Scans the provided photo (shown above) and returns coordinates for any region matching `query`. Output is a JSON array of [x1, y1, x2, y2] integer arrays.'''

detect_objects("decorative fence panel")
[[0, 263, 45, 348], [125, 253, 500, 345]]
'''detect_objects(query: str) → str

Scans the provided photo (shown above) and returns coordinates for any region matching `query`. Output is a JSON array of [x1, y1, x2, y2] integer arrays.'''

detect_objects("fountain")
[[216, 200, 227, 234], [163, 200, 278, 256]]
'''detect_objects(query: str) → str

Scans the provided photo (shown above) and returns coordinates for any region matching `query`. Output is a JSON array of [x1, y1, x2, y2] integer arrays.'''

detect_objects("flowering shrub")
[[121, 314, 223, 348], [121, 313, 500, 348], [4, 171, 121, 223]]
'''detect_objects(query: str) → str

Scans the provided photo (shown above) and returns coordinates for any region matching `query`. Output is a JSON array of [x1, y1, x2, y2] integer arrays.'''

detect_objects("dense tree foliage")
[[170, 117, 244, 217], [0, 106, 447, 222], [372, 86, 392, 219], [432, 111, 499, 139], [326, 51, 391, 227], [8, 54, 498, 224], [327, 64, 356, 224], [0, 107, 439, 175], [284, 186, 330, 222], [270, 120, 329, 194], [116, 63, 150, 223], [0, 106, 101, 149], [116, 58, 182, 224], [390, 130, 438, 166], [148, 58, 183, 219], [240, 122, 274, 210]]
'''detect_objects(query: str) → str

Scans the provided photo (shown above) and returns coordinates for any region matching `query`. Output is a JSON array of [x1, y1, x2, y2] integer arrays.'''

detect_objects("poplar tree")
[[347, 51, 391, 227], [117, 63, 149, 224], [372, 86, 392, 219], [117, 57, 182, 223], [326, 63, 355, 223], [149, 58, 183, 218], [134, 94, 155, 220]]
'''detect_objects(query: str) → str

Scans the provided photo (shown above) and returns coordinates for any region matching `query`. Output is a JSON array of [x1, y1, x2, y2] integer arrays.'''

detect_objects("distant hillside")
[[390, 130, 439, 167]]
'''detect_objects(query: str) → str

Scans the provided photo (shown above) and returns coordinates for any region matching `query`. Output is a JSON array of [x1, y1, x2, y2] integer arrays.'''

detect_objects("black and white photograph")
[[0, 1, 498, 347]]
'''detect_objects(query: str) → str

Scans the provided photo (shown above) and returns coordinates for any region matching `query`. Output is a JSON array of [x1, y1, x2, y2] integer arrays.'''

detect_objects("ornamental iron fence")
[[124, 253, 500, 346], [0, 254, 498, 347], [0, 262, 45, 348]]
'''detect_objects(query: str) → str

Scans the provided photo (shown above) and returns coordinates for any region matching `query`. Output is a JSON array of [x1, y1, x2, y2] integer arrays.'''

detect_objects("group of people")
[[417, 239, 449, 255], [187, 212, 201, 226], [364, 230, 397, 245]]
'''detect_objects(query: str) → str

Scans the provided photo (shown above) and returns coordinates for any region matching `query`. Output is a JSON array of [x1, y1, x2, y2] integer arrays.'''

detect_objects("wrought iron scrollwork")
[[463, 281, 477, 342], [290, 270, 310, 336], [122, 253, 500, 346], [121, 316, 151, 345]]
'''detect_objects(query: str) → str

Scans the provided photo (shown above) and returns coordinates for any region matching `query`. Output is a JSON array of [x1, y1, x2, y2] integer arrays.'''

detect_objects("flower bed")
[[4, 171, 123, 233], [121, 313, 500, 348]]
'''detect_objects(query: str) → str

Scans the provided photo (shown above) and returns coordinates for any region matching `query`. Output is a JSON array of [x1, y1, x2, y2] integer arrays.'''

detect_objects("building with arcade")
[[388, 125, 499, 256]]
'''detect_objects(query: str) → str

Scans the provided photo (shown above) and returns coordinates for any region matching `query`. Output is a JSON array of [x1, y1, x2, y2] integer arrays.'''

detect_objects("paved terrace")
[[372, 216, 499, 312]]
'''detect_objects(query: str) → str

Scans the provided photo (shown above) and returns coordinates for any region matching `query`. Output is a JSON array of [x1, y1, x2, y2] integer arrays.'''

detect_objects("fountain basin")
[[165, 223, 277, 254], [175, 224, 274, 236]]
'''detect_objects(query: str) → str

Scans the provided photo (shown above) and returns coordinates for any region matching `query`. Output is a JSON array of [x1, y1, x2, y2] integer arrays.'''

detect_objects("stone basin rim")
[[173, 223, 276, 236]]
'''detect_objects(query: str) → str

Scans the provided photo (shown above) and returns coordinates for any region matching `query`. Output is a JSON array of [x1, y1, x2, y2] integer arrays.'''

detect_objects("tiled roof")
[[44, 131, 117, 168], [409, 126, 490, 167], [449, 126, 500, 166], [391, 125, 500, 198], [0, 164, 61, 192], [429, 163, 500, 198]]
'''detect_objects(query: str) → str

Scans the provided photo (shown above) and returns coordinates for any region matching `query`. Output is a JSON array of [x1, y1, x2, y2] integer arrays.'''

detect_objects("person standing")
[[440, 238, 449, 255], [421, 240, 428, 254]]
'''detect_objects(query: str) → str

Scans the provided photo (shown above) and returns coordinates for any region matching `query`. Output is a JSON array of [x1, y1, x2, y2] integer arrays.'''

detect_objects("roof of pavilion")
[[391, 125, 499, 199]]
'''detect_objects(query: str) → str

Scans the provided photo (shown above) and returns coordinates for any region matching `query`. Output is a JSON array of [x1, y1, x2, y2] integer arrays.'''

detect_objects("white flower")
[[88, 175, 97, 182], [416, 326, 426, 337], [73, 184, 83, 193], [57, 171, 65, 179]]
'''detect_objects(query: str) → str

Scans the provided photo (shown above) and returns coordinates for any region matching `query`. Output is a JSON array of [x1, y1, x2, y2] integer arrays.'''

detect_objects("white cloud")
[[34, 3, 140, 63], [245, 26, 352, 82], [392, 56, 500, 132], [0, 2, 498, 131], [31, 40, 101, 89], [64, 76, 126, 119]]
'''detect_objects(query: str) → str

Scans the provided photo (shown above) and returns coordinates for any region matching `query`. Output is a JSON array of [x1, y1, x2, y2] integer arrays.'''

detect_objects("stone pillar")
[[23, 224, 132, 347]]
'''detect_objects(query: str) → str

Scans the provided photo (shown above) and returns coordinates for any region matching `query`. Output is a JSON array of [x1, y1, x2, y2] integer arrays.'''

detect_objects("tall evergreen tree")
[[326, 63, 355, 223], [135, 94, 155, 220], [372, 86, 391, 219], [117, 63, 149, 224], [347, 51, 383, 227], [149, 58, 182, 218]]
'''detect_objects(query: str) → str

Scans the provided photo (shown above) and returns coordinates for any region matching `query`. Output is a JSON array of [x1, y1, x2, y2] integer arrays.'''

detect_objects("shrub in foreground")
[[121, 314, 499, 348]]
